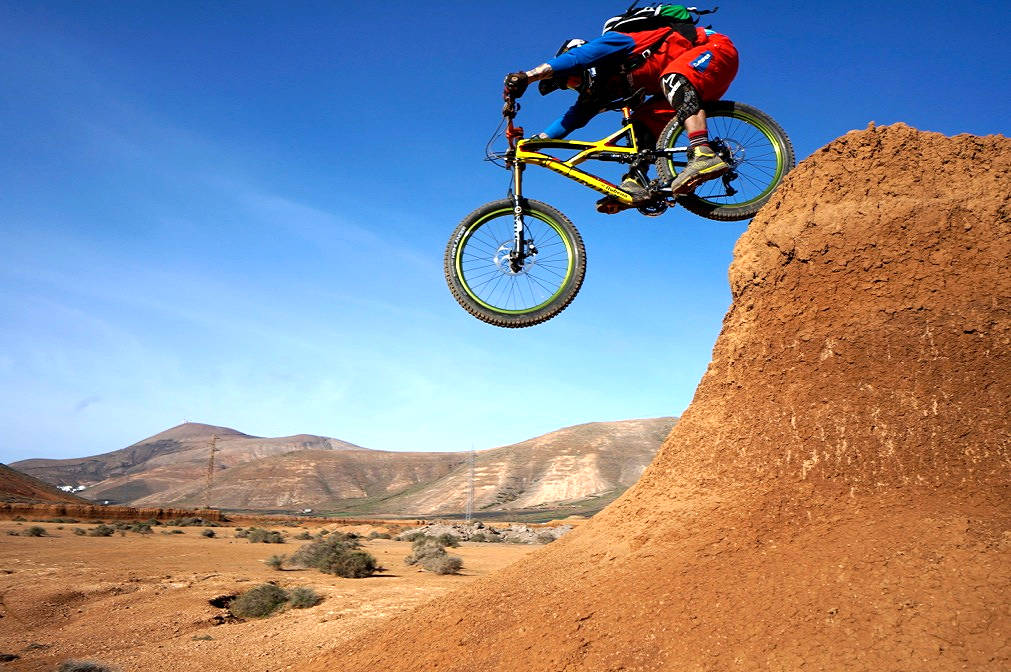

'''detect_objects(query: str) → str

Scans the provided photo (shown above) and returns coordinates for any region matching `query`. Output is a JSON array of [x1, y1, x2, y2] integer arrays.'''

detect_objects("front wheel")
[[656, 101, 795, 221], [444, 198, 586, 328]]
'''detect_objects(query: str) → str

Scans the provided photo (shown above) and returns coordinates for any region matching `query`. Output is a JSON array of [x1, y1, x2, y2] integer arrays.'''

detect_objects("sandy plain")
[[0, 519, 538, 671]]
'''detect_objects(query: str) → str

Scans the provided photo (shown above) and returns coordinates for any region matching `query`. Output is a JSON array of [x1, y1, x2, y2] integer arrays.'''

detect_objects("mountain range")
[[10, 418, 677, 515]]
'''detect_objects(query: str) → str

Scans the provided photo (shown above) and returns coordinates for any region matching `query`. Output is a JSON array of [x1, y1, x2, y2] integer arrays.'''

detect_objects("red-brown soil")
[[297, 125, 1011, 671], [1, 502, 224, 522], [0, 520, 536, 671]]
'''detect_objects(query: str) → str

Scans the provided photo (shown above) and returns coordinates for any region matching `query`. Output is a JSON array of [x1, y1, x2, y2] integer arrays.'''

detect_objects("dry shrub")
[[87, 524, 114, 537], [287, 586, 322, 608], [404, 537, 463, 574], [291, 533, 378, 578], [246, 528, 284, 544], [24, 526, 46, 537], [57, 660, 117, 672], [229, 584, 288, 618], [265, 554, 286, 570], [422, 554, 464, 575]]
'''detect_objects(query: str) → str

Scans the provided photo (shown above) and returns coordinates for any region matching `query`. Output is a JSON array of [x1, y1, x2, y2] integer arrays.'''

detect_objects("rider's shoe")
[[596, 176, 649, 214], [620, 177, 650, 204], [669, 147, 729, 195]]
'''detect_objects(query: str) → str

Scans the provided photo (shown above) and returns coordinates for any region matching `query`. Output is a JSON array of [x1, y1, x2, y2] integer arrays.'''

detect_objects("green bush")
[[72, 528, 86, 536], [291, 533, 379, 578], [247, 528, 284, 544], [367, 531, 391, 540], [88, 525, 115, 537], [295, 531, 313, 540], [24, 526, 46, 537], [265, 554, 285, 570], [435, 533, 460, 548], [287, 586, 322, 608], [129, 523, 152, 534], [229, 583, 289, 619], [201, 529, 216, 538]]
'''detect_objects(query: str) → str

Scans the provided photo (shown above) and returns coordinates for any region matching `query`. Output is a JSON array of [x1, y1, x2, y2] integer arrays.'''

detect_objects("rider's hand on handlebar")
[[503, 72, 529, 99]]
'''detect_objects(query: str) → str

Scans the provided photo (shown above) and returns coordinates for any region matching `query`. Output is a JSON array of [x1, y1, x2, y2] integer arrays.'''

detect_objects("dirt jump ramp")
[[301, 124, 1010, 671]]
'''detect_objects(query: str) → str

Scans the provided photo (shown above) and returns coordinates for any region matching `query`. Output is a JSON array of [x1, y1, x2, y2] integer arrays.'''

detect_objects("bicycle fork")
[[509, 161, 529, 274]]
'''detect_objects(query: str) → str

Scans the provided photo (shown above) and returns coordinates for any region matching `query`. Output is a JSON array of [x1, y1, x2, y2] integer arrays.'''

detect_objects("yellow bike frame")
[[512, 115, 644, 205]]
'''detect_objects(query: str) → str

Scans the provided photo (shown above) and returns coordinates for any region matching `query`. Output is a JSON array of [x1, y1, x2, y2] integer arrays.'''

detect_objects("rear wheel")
[[656, 101, 795, 221], [444, 198, 585, 328]]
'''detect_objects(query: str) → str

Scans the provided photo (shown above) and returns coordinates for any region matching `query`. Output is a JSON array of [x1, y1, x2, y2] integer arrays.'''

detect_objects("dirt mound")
[[299, 124, 1010, 672]]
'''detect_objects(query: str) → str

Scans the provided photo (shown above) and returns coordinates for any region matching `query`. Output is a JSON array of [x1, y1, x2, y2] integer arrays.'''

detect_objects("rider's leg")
[[618, 100, 676, 204], [661, 36, 739, 193], [661, 74, 730, 194]]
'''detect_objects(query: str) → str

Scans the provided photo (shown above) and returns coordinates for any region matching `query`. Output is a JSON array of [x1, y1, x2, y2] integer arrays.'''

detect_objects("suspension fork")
[[510, 160, 526, 272]]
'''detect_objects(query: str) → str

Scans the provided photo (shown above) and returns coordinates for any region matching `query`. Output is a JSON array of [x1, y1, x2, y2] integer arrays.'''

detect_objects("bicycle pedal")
[[595, 199, 626, 215]]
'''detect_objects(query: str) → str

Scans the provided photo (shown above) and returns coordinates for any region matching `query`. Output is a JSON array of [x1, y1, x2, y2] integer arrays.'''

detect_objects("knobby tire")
[[444, 198, 586, 328], [656, 101, 796, 221]]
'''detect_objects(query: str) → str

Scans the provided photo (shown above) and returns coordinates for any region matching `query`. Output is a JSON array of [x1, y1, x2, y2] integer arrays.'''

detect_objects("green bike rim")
[[455, 208, 575, 315], [670, 109, 785, 208]]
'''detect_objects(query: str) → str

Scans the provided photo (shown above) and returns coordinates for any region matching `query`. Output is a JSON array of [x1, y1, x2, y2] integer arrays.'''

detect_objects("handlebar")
[[501, 93, 524, 150]]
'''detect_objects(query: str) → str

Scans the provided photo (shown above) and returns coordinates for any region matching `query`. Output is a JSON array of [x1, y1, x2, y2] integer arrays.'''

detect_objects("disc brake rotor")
[[494, 242, 538, 275]]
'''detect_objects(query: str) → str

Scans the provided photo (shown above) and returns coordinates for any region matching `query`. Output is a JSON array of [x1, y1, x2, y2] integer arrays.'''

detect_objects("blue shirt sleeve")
[[543, 102, 597, 139], [545, 32, 636, 75]]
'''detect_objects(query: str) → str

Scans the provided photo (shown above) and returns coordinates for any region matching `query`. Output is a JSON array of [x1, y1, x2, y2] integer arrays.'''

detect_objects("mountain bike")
[[444, 92, 795, 328]]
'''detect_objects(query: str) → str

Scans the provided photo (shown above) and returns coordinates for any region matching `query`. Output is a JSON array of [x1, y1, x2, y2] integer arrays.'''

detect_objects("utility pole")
[[465, 447, 475, 522], [204, 435, 219, 510]]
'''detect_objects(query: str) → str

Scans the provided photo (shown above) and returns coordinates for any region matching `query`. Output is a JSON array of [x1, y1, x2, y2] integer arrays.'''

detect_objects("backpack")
[[602, 4, 717, 45]]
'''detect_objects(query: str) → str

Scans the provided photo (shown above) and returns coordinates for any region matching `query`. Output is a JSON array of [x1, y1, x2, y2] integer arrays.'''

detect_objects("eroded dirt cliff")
[[300, 124, 1011, 672]]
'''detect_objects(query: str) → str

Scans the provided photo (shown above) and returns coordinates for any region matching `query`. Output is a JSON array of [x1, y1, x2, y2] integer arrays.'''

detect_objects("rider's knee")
[[661, 73, 701, 124]]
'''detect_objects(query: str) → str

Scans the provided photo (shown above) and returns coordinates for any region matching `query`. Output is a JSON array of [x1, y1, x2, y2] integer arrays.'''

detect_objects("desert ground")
[[0, 519, 538, 671]]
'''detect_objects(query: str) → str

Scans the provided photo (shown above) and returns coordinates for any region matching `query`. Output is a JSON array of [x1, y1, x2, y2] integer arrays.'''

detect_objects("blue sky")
[[2, 1, 1009, 463]]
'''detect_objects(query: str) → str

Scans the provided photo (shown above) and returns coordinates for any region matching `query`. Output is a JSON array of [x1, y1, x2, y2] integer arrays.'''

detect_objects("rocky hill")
[[376, 417, 677, 514], [298, 124, 1011, 672], [11, 422, 368, 504], [13, 418, 676, 514]]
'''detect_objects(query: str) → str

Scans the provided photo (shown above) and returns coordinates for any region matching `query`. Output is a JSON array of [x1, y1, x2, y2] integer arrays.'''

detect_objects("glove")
[[503, 72, 529, 98]]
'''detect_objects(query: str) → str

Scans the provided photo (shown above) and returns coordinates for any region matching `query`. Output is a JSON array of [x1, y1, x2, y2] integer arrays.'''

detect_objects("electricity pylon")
[[204, 435, 219, 510]]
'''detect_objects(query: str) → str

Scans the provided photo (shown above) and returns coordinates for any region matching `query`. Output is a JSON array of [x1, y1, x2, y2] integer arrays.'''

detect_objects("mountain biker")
[[503, 9, 738, 210]]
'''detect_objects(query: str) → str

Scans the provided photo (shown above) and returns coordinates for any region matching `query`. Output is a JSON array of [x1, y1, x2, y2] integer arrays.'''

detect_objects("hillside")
[[127, 448, 468, 510], [300, 124, 1011, 672], [0, 463, 91, 504], [12, 418, 676, 514], [11, 422, 367, 502], [378, 417, 677, 514]]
